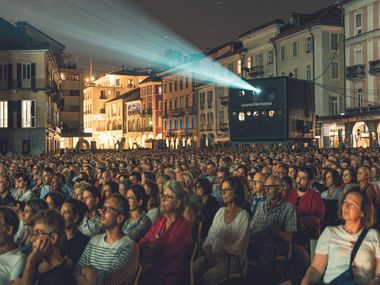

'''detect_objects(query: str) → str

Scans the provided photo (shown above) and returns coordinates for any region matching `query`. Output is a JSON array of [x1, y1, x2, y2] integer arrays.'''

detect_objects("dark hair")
[[45, 192, 65, 209], [343, 168, 357, 184], [53, 173, 66, 188], [298, 166, 314, 181], [143, 172, 155, 183], [63, 199, 87, 224], [143, 181, 160, 208], [83, 186, 102, 207], [337, 188, 374, 229], [0, 206, 19, 235], [109, 193, 130, 219], [195, 178, 212, 196], [26, 199, 49, 215], [129, 172, 142, 183], [43, 167, 55, 176], [221, 176, 246, 206], [103, 181, 119, 194], [127, 185, 148, 212], [14, 172, 29, 186], [217, 167, 230, 178], [282, 176, 293, 188], [324, 169, 342, 188], [33, 209, 65, 245]]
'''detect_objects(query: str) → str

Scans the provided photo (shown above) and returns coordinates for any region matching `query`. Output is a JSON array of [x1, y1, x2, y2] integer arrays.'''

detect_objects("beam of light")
[[1, 0, 259, 91]]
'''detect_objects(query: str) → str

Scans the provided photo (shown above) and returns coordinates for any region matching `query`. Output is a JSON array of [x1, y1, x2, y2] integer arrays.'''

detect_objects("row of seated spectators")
[[0, 147, 380, 284]]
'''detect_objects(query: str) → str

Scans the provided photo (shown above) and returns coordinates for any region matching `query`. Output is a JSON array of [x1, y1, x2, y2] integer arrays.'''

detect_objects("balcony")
[[369, 60, 380, 75], [200, 124, 212, 131], [220, 95, 228, 105], [346, 64, 366, 80], [140, 109, 152, 116], [138, 127, 153, 132], [249, 65, 264, 77], [219, 122, 229, 131]]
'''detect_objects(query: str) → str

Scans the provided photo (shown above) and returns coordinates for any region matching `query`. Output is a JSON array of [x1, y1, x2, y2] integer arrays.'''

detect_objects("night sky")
[[1, 0, 336, 73]]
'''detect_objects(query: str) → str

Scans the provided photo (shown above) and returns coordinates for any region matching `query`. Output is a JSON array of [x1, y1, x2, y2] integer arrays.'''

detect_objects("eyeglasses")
[[264, 184, 281, 190], [252, 180, 264, 185], [160, 194, 175, 200], [126, 196, 137, 201], [99, 205, 122, 215], [30, 230, 53, 239], [220, 188, 234, 194]]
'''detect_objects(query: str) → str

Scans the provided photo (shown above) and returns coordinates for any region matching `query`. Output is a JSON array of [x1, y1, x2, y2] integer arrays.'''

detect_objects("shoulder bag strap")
[[349, 228, 369, 266]]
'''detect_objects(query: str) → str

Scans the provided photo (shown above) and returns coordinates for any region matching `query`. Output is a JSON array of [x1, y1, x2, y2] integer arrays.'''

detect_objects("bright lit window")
[[21, 100, 36, 128], [0, 101, 8, 128]]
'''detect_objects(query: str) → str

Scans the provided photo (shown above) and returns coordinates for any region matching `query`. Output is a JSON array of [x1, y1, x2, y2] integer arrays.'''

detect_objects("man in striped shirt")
[[75, 193, 139, 285]]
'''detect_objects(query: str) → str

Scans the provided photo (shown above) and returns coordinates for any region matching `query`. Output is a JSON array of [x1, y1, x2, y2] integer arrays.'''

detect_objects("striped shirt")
[[75, 233, 139, 285]]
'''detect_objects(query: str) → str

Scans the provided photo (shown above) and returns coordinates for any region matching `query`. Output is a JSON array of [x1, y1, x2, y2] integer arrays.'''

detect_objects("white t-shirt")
[[0, 248, 25, 285], [316, 226, 380, 284]]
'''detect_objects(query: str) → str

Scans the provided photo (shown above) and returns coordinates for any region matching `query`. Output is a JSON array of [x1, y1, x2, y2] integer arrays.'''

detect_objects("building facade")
[[0, 18, 62, 155]]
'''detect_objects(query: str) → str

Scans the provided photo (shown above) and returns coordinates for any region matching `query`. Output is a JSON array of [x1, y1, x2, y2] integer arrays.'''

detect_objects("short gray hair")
[[163, 180, 187, 216]]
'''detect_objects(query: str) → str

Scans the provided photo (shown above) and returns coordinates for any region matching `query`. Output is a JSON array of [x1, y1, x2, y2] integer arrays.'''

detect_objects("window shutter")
[[16, 64, 21, 88], [7, 101, 13, 128], [16, 101, 21, 128], [7, 64, 12, 89], [31, 100, 36, 127], [31, 63, 36, 88]]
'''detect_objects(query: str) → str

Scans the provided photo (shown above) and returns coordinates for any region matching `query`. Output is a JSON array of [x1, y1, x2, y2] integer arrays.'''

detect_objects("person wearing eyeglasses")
[[12, 172, 34, 203], [249, 175, 297, 285], [0, 206, 25, 285], [194, 176, 250, 285], [13, 209, 75, 285], [122, 185, 152, 242], [75, 193, 139, 285], [139, 181, 191, 285]]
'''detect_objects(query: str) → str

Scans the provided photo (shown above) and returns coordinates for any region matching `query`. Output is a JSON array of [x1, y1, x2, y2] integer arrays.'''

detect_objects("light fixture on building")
[[238, 112, 245, 121], [247, 111, 252, 116], [239, 90, 245, 96], [253, 111, 259, 117], [232, 112, 237, 117], [269, 110, 275, 117]]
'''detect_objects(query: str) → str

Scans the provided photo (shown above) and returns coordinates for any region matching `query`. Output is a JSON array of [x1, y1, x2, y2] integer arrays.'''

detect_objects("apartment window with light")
[[355, 13, 362, 35], [0, 101, 7, 128], [292, 41, 298, 57], [331, 97, 338, 115], [330, 33, 339, 50], [280, 46, 285, 61], [247, 56, 252, 69], [21, 100, 36, 128], [355, 88, 363, 107], [306, 64, 312, 81], [237, 60, 242, 74], [305, 37, 312, 53], [331, 62, 339, 79], [267, 50, 273, 64]]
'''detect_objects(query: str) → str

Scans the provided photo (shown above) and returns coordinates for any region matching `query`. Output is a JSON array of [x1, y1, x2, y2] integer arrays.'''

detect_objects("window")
[[355, 13, 362, 35], [0, 65, 8, 81], [330, 33, 339, 50], [180, 79, 183, 89], [207, 91, 213, 108], [115, 79, 120, 86], [331, 62, 339, 79], [305, 37, 312, 53], [116, 91, 120, 97], [100, 90, 107, 99], [69, 90, 80, 96], [280, 46, 285, 60], [292, 41, 298, 57], [155, 85, 162, 94], [22, 64, 31, 80], [267, 50, 273, 64], [164, 101, 167, 112], [169, 82, 172, 92], [280, 71, 286, 76], [0, 101, 7, 128], [355, 49, 362, 65], [306, 64, 312, 81], [164, 84, 167, 93], [355, 88, 363, 107], [69, 74, 80, 81], [247, 56, 252, 69], [174, 80, 177, 91], [147, 86, 152, 95], [185, 78, 189, 88], [21, 100, 36, 128], [237, 59, 242, 74], [255, 53, 263, 66], [331, 97, 338, 115], [158, 100, 162, 110], [169, 101, 172, 110], [200, 92, 205, 109], [207, 112, 214, 124]]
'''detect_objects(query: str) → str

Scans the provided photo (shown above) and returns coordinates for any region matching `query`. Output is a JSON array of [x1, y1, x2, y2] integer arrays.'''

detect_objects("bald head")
[[252, 172, 267, 195]]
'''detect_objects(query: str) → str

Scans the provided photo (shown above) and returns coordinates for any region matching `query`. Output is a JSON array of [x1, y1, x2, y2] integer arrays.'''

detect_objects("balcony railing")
[[369, 60, 380, 75], [166, 107, 196, 117], [219, 122, 229, 131], [249, 65, 264, 77], [140, 109, 152, 116], [220, 96, 228, 105], [346, 64, 366, 80]]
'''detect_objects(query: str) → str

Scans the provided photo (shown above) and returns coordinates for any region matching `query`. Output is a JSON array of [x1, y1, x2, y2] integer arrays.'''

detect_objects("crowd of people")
[[0, 144, 380, 285]]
